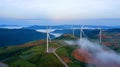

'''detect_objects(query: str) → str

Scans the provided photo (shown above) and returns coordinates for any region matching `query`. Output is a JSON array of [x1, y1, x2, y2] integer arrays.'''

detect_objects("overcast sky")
[[0, 0, 120, 25]]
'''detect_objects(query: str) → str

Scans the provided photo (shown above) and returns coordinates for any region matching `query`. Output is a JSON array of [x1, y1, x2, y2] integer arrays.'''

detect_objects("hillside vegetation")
[[0, 28, 48, 46], [0, 40, 64, 67]]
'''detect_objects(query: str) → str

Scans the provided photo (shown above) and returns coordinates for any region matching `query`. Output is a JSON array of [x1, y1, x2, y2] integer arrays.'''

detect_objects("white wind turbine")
[[72, 25, 75, 38], [46, 26, 52, 53], [80, 25, 85, 39], [99, 28, 102, 44]]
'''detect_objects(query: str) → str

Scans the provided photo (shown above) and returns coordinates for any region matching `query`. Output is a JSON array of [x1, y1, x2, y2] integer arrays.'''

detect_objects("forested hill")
[[0, 28, 48, 46]]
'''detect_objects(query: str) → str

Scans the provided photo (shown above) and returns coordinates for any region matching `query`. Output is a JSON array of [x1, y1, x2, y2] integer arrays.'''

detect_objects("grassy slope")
[[0, 40, 64, 67], [0, 39, 89, 67], [29, 53, 65, 67]]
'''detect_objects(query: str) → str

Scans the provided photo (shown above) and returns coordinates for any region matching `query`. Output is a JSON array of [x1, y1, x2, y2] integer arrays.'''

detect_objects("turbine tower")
[[46, 26, 52, 53], [99, 28, 102, 44], [72, 25, 75, 38], [80, 25, 85, 39]]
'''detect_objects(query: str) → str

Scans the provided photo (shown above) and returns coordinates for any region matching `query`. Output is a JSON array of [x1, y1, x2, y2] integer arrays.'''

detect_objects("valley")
[[0, 25, 120, 67]]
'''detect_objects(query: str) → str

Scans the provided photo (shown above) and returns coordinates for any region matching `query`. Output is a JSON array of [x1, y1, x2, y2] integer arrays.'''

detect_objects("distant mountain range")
[[24, 25, 120, 30], [0, 24, 20, 27], [0, 25, 26, 29], [1, 25, 120, 46], [0, 25, 120, 29]]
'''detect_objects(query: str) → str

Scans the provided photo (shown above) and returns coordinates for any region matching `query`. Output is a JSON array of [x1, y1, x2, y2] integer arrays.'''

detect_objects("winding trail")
[[53, 46, 68, 67], [47, 45, 68, 67]]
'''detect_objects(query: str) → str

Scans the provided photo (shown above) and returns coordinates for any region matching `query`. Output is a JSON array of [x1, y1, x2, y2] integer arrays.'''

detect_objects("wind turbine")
[[46, 26, 52, 53], [99, 28, 102, 44], [80, 25, 85, 39], [72, 25, 75, 38]]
